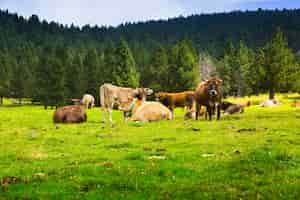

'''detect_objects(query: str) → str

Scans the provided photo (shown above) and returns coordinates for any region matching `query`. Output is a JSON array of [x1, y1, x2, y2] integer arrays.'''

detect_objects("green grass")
[[0, 94, 300, 199]]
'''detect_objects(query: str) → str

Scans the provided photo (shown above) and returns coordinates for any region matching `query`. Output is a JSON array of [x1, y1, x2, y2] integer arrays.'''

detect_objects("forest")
[[0, 8, 300, 107]]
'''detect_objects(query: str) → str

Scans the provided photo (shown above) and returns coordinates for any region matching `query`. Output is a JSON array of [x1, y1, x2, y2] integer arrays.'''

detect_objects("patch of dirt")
[[105, 142, 133, 149], [143, 146, 152, 151], [152, 137, 176, 142], [156, 148, 167, 152], [237, 128, 256, 133]]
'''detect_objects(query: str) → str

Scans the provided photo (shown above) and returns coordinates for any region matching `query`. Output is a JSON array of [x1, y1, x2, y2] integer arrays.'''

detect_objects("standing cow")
[[81, 94, 95, 109], [155, 91, 195, 119], [100, 83, 153, 124], [194, 77, 223, 120]]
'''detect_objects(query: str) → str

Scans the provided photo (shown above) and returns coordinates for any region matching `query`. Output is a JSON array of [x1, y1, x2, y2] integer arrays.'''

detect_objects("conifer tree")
[[260, 29, 297, 99], [113, 39, 139, 87]]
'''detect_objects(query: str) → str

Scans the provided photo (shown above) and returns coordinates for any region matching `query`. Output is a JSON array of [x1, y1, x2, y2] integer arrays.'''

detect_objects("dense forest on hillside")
[[0, 8, 300, 107]]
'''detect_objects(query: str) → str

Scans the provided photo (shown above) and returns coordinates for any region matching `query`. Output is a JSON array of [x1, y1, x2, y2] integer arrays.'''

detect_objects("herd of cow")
[[53, 77, 252, 124]]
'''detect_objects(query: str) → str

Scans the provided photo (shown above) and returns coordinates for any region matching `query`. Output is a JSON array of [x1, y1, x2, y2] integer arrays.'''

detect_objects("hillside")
[[1, 9, 300, 56]]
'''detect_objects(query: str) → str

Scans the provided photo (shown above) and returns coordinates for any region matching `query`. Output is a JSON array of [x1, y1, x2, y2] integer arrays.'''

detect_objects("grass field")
[[0, 94, 300, 199]]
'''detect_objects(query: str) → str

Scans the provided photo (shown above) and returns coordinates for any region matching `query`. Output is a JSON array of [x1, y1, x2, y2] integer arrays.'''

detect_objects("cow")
[[194, 77, 223, 120], [81, 94, 95, 109], [130, 92, 172, 122], [53, 105, 87, 123], [100, 83, 153, 124], [155, 91, 195, 118], [291, 100, 300, 108], [260, 99, 281, 107]]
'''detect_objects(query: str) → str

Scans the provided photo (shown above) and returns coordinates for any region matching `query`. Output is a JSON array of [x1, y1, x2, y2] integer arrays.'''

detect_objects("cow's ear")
[[217, 78, 223, 84]]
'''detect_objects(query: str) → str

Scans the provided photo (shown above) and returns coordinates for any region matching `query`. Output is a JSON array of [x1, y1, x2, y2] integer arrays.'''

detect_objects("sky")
[[0, 0, 299, 27]]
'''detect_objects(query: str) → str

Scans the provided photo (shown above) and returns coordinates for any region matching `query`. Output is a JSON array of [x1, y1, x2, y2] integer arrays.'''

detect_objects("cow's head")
[[205, 77, 222, 99], [154, 92, 167, 102], [133, 88, 153, 100]]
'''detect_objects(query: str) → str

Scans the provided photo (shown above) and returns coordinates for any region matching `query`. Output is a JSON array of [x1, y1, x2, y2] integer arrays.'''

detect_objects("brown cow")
[[100, 83, 153, 124], [291, 100, 300, 108], [194, 77, 222, 120], [155, 91, 195, 118], [53, 105, 87, 123]]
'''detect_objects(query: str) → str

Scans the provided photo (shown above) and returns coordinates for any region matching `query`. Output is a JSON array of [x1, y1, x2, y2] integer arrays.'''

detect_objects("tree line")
[[0, 9, 300, 107]]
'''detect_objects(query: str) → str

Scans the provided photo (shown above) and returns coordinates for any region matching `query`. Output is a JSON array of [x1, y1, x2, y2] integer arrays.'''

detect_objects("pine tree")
[[146, 44, 169, 91], [0, 50, 11, 105], [35, 46, 65, 108], [83, 48, 99, 99], [66, 52, 85, 99], [113, 39, 139, 87], [260, 29, 297, 99], [168, 40, 198, 92]]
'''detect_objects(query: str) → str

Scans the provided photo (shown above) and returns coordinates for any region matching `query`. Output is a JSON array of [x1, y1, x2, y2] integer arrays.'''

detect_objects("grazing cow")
[[194, 77, 222, 120], [53, 105, 87, 123], [130, 92, 172, 122], [155, 91, 195, 118], [100, 83, 153, 124], [81, 94, 95, 109]]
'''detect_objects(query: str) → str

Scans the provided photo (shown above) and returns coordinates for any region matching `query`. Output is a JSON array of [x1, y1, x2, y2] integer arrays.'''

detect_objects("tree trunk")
[[269, 87, 275, 100], [0, 96, 3, 105]]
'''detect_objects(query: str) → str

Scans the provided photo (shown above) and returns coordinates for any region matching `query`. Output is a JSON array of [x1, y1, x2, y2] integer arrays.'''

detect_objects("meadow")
[[0, 94, 300, 199]]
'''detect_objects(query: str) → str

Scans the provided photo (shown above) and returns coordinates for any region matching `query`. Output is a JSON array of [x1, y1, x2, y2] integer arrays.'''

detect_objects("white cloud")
[[0, 0, 286, 26]]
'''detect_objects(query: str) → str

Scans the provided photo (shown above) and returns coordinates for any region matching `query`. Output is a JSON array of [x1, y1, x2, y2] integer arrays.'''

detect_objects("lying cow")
[[260, 99, 281, 107], [194, 78, 223, 120], [53, 105, 87, 123], [291, 101, 300, 108], [130, 92, 172, 122], [100, 83, 153, 124], [155, 91, 195, 118], [81, 94, 95, 109], [221, 101, 244, 115]]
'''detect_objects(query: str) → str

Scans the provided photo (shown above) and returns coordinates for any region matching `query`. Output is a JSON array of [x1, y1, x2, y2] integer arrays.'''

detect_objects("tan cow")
[[130, 92, 172, 122], [100, 83, 153, 124], [81, 94, 95, 109]]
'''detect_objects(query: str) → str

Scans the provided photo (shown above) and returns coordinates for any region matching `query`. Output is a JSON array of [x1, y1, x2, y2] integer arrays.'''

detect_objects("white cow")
[[81, 94, 95, 109]]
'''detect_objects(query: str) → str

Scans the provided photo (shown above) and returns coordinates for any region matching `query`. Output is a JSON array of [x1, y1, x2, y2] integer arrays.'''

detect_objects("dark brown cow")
[[155, 91, 195, 118], [53, 105, 87, 123], [194, 77, 222, 120]]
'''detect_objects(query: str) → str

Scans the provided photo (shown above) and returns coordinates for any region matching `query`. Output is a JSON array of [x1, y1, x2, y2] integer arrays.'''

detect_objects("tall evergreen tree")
[[168, 40, 199, 92], [113, 39, 139, 87], [65, 52, 85, 99], [0, 50, 11, 105], [145, 45, 169, 91], [260, 29, 297, 99], [83, 48, 99, 99], [35, 46, 65, 108]]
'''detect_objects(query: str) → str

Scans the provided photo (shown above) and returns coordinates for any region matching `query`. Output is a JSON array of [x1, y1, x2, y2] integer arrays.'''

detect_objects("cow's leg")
[[123, 112, 129, 122], [170, 106, 175, 119], [101, 107, 106, 123], [108, 107, 114, 125], [217, 104, 221, 120], [208, 106, 212, 121], [196, 104, 200, 120]]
